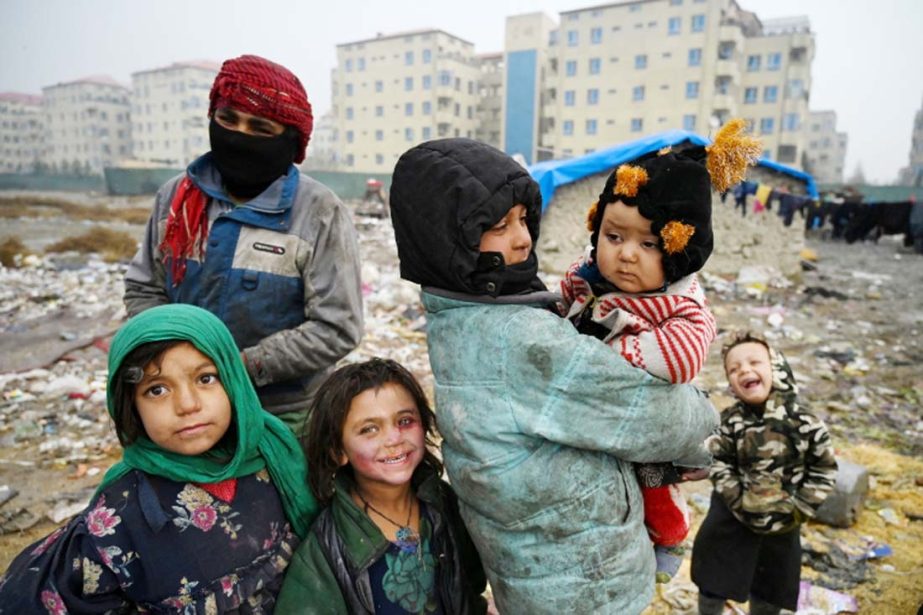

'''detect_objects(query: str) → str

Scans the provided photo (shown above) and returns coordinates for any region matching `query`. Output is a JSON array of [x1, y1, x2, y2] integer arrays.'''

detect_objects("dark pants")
[[691, 493, 801, 611]]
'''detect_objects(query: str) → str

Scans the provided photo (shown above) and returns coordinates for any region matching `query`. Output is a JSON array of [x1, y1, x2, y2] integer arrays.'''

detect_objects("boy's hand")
[[680, 468, 710, 482]]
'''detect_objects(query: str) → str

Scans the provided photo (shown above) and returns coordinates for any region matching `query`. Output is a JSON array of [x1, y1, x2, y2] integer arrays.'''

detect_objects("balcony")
[[715, 60, 741, 84], [712, 94, 737, 114], [718, 24, 744, 49]]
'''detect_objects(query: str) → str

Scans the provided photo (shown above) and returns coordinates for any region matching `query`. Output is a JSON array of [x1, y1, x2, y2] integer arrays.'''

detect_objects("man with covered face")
[[124, 54, 363, 434]]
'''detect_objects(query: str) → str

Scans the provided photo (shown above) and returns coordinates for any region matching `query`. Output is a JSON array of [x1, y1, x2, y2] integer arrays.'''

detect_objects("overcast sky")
[[2, 0, 921, 183]]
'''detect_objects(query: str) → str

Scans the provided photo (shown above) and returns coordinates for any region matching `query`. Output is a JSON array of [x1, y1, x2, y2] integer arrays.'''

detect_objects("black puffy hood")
[[390, 139, 544, 296]]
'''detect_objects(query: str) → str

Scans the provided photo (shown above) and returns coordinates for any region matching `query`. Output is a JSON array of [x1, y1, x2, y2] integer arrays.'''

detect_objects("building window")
[[685, 81, 699, 99], [668, 17, 681, 35], [405, 77, 413, 91], [423, 101, 432, 114], [566, 60, 577, 76], [744, 87, 758, 103], [422, 126, 431, 139], [688, 48, 702, 66], [375, 154, 384, 164], [405, 103, 413, 116], [787, 79, 804, 99], [691, 14, 705, 32], [587, 88, 599, 105], [375, 105, 384, 117], [759, 117, 774, 134], [345, 59, 353, 72], [591, 27, 603, 44], [586, 119, 598, 135], [423, 49, 432, 63], [375, 80, 383, 93], [563, 120, 574, 136], [375, 130, 383, 141], [358, 58, 366, 71], [567, 30, 579, 46], [439, 71, 452, 86], [783, 113, 800, 132], [423, 75, 432, 90], [683, 114, 696, 131], [589, 58, 601, 74], [763, 85, 778, 103], [564, 90, 576, 106], [747, 54, 761, 71], [767, 52, 782, 71], [345, 154, 354, 166], [777, 145, 797, 162], [405, 51, 414, 65], [635, 54, 647, 69], [405, 127, 414, 141], [345, 84, 354, 96], [670, 0, 682, 4], [633, 85, 645, 101], [631, 118, 643, 132], [346, 130, 354, 143], [345, 107, 354, 119]]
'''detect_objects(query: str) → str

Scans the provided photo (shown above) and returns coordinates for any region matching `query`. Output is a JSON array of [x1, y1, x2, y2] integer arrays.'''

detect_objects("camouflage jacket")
[[710, 345, 837, 534]]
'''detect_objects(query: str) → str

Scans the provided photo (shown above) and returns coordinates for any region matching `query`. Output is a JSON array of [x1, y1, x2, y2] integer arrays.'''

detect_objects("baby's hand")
[[680, 468, 710, 482]]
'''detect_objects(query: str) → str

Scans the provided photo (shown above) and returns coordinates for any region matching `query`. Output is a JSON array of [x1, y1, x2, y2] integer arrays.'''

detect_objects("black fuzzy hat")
[[587, 119, 761, 284]]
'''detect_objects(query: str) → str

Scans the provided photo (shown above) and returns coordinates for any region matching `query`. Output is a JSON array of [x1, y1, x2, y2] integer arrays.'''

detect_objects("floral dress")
[[0, 469, 297, 614]]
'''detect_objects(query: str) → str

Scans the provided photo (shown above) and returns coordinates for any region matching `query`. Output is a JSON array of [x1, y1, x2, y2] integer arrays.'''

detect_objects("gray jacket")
[[124, 155, 363, 415]]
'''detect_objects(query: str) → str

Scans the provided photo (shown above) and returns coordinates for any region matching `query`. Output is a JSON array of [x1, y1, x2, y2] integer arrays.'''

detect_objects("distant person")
[[388, 138, 718, 614], [124, 54, 363, 434], [276, 358, 487, 614], [559, 119, 762, 582], [691, 331, 837, 615], [0, 304, 317, 612]]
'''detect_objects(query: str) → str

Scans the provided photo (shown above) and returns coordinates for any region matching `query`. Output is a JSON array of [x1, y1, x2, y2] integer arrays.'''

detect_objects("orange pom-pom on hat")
[[660, 221, 696, 255], [614, 164, 649, 198], [705, 118, 762, 194]]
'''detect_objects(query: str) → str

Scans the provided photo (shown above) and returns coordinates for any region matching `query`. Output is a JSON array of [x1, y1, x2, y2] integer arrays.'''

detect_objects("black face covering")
[[208, 119, 298, 200]]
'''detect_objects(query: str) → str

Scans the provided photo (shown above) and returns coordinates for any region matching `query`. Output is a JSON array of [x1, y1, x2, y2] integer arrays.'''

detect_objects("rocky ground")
[[1, 193, 921, 613]]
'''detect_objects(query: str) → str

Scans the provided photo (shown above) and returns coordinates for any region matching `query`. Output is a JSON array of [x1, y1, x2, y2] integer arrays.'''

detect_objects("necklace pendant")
[[395, 526, 420, 553]]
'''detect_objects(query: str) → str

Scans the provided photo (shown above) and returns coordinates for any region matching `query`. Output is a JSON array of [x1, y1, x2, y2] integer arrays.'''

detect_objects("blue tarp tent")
[[528, 130, 817, 212]]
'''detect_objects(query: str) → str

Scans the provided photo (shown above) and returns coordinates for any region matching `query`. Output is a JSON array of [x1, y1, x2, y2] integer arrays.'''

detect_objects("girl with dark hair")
[[277, 358, 486, 614], [0, 304, 317, 612]]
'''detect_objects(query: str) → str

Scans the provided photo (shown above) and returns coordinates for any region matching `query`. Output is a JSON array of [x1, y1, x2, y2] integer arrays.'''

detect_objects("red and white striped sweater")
[[561, 256, 717, 384]]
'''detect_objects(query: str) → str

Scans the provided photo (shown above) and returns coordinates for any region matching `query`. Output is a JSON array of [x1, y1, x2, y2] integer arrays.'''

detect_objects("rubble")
[[1, 196, 922, 611]]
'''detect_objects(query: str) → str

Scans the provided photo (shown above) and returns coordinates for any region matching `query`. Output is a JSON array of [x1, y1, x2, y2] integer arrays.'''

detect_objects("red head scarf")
[[208, 54, 313, 163]]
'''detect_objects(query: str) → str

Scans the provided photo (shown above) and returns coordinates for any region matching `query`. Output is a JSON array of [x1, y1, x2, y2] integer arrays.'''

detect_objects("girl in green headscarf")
[[0, 304, 317, 613]]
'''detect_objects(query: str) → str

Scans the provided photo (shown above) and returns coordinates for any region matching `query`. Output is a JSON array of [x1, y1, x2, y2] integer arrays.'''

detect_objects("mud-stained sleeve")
[[793, 413, 838, 517], [709, 412, 745, 514], [507, 310, 718, 465], [123, 179, 178, 316]]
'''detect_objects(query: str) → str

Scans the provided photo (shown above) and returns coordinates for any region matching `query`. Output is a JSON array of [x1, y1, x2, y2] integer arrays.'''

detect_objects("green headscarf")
[[98, 304, 317, 538]]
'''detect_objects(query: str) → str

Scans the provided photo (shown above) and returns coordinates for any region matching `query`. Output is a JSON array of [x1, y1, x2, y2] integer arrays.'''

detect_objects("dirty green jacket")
[[275, 470, 486, 614], [422, 289, 719, 615]]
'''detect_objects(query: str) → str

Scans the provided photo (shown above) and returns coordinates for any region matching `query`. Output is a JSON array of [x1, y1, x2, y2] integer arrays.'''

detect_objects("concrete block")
[[815, 459, 869, 528]]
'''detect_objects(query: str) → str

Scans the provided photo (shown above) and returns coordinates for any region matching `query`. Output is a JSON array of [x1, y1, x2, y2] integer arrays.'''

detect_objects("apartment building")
[[0, 93, 44, 173], [475, 53, 504, 150], [898, 96, 923, 186], [303, 110, 340, 170], [332, 29, 482, 173], [804, 110, 847, 184], [131, 61, 220, 167], [41, 76, 132, 175], [504, 13, 558, 165], [513, 0, 813, 168]]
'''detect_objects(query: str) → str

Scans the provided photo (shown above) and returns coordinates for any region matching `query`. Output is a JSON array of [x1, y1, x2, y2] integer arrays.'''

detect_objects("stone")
[[815, 459, 869, 528]]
